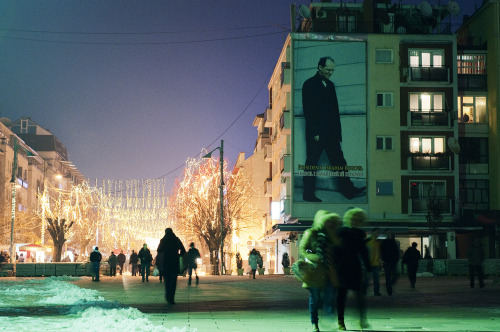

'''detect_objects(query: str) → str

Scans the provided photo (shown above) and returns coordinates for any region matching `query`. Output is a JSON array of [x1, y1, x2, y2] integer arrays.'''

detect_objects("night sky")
[[0, 0, 480, 190]]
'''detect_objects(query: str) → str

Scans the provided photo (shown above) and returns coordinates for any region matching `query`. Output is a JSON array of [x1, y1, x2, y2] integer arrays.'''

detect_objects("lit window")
[[457, 54, 486, 74], [410, 136, 445, 154], [458, 95, 487, 123], [409, 49, 444, 67], [409, 93, 444, 112]]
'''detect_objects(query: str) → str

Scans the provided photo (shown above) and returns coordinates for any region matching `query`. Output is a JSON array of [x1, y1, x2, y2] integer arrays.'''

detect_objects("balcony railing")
[[410, 154, 450, 170], [408, 109, 450, 126], [458, 74, 487, 91], [409, 66, 449, 82], [409, 196, 451, 214]]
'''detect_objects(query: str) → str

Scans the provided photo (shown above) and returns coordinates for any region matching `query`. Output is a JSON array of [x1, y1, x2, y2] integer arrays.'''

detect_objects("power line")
[[1, 31, 286, 46], [0, 24, 286, 35]]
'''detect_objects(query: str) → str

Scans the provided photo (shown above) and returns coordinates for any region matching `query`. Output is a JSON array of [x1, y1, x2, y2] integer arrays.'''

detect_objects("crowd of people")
[[297, 207, 426, 332], [87, 228, 199, 305]]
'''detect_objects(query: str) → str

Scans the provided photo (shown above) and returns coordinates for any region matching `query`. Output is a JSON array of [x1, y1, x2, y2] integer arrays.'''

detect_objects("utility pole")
[[10, 137, 19, 264]]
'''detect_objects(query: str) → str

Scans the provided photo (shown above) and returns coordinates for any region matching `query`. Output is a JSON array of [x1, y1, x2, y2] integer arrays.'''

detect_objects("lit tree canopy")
[[169, 156, 260, 274]]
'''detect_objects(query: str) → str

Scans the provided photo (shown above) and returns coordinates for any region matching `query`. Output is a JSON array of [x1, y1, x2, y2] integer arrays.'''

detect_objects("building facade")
[[256, 0, 499, 272]]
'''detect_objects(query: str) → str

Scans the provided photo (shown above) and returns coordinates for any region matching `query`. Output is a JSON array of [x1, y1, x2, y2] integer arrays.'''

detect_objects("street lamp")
[[202, 140, 225, 275]]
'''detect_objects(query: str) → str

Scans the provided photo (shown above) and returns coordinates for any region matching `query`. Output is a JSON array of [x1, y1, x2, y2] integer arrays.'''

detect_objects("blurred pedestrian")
[[130, 250, 139, 276], [138, 243, 153, 282], [249, 249, 259, 279], [117, 250, 126, 275], [186, 242, 201, 285], [403, 242, 421, 289], [380, 231, 400, 295], [365, 228, 382, 296], [154, 251, 165, 283], [299, 210, 341, 332], [467, 238, 485, 288], [90, 246, 102, 282], [157, 228, 186, 304], [335, 208, 370, 331], [108, 252, 118, 276]]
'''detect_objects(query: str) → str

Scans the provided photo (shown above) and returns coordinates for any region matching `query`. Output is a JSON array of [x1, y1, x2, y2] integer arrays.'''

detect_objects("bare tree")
[[170, 157, 260, 275], [46, 218, 74, 262]]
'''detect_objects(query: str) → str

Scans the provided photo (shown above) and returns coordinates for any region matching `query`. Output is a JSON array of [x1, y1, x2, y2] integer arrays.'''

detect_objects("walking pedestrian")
[[335, 208, 371, 331], [365, 228, 382, 296], [248, 249, 259, 279], [403, 242, 421, 289], [108, 251, 118, 276], [117, 250, 126, 275], [186, 242, 201, 285], [90, 246, 102, 282], [130, 250, 139, 276], [299, 210, 341, 332], [467, 237, 485, 288], [157, 228, 186, 304], [380, 231, 400, 295], [138, 244, 153, 282], [154, 251, 164, 283]]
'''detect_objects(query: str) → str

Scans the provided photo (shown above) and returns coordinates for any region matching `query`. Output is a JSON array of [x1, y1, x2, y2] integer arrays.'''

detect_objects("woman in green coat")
[[299, 210, 341, 332]]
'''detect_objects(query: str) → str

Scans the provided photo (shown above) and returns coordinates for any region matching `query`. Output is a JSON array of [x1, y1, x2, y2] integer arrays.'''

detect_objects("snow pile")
[[0, 277, 196, 332]]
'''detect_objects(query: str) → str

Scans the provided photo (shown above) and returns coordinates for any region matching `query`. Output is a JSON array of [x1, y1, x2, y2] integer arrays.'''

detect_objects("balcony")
[[264, 178, 272, 197], [264, 108, 273, 128], [408, 196, 452, 214], [458, 74, 487, 91], [280, 62, 290, 87], [410, 154, 450, 170], [408, 110, 450, 126], [264, 144, 272, 162], [279, 110, 291, 135], [409, 66, 449, 83]]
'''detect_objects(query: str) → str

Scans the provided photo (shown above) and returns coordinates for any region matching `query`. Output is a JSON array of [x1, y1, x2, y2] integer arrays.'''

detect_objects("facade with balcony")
[[252, 1, 500, 272], [1, 117, 85, 252], [456, 0, 500, 258]]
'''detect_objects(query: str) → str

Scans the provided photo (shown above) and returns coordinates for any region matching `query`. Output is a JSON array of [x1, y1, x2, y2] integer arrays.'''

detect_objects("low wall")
[[13, 263, 93, 277], [408, 259, 500, 276]]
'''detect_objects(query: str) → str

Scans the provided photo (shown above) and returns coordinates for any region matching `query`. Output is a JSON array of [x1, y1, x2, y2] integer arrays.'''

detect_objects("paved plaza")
[[66, 273, 500, 331]]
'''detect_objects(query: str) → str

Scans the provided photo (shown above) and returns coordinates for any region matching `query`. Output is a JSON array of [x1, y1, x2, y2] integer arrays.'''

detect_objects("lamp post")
[[202, 140, 225, 275]]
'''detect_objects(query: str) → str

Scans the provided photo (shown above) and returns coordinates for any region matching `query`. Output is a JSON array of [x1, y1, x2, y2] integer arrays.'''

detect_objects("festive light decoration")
[[169, 154, 261, 275]]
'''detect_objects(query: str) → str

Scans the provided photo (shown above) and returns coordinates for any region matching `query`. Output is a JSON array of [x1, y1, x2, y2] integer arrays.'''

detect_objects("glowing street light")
[[202, 140, 225, 275]]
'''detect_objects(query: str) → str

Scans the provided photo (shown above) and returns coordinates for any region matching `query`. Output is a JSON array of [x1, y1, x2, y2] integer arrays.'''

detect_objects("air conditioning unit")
[[316, 10, 327, 19]]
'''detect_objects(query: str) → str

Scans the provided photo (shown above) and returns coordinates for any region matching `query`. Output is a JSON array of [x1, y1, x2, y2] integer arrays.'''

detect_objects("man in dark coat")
[[301, 56, 366, 202], [138, 244, 153, 282], [335, 208, 370, 331], [117, 250, 126, 275], [186, 242, 201, 285], [129, 250, 139, 276], [157, 228, 186, 304], [380, 231, 400, 295], [403, 242, 421, 288], [89, 246, 102, 282], [108, 252, 118, 276]]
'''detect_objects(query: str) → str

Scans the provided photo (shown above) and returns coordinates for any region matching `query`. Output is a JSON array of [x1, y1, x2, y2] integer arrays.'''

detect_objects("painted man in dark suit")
[[301, 56, 365, 202]]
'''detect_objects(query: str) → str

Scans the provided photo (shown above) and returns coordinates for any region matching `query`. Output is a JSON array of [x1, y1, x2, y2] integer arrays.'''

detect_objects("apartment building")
[[456, 0, 500, 258], [0, 116, 85, 252], [257, 0, 500, 272]]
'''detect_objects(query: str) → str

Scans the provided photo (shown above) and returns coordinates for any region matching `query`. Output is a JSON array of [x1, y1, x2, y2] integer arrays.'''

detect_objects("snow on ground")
[[0, 277, 195, 332]]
